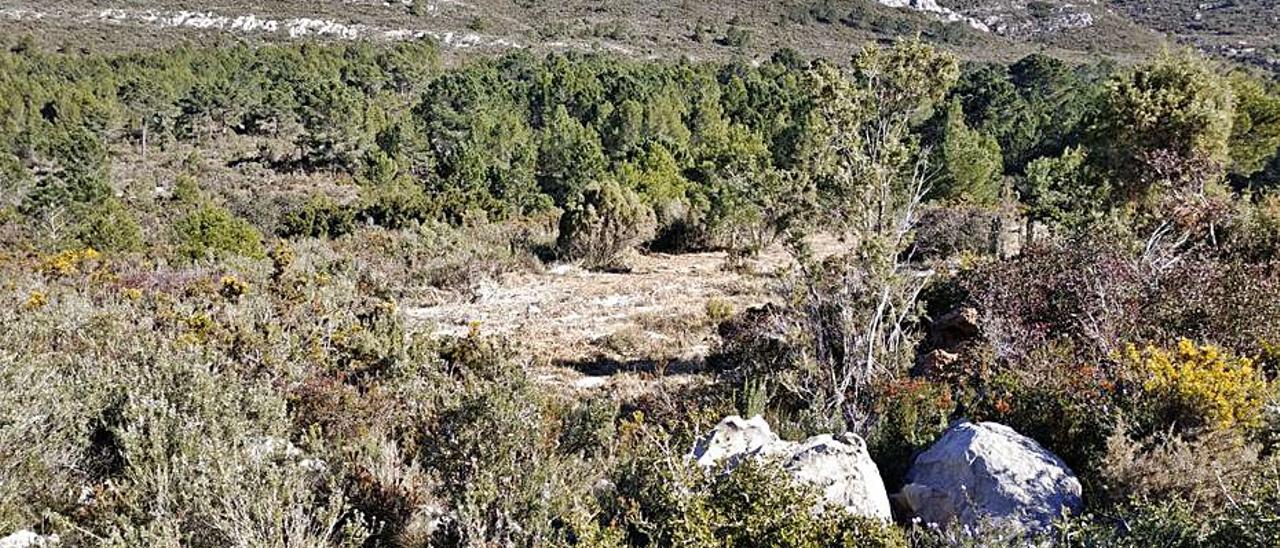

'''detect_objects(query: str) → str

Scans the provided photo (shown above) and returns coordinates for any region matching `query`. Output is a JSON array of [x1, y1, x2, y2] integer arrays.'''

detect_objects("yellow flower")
[[39, 248, 102, 277], [22, 291, 47, 310], [1131, 338, 1268, 429], [219, 275, 249, 300]]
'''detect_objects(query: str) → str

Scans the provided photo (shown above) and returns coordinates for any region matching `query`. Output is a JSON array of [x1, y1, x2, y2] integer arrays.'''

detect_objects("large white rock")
[[0, 531, 58, 548], [690, 416, 892, 520], [902, 421, 1082, 531], [876, 0, 991, 32]]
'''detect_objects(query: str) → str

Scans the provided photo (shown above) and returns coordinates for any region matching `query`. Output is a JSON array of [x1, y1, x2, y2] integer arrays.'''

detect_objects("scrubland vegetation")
[[1, 27, 1280, 547]]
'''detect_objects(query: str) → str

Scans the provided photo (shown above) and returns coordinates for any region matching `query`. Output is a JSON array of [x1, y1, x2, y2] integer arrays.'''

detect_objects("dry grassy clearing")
[[408, 235, 845, 389]]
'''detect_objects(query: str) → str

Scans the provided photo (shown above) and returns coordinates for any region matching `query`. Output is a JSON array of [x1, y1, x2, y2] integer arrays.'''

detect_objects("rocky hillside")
[[0, 0, 1270, 71], [2, 0, 1269, 70], [1110, 0, 1280, 71]]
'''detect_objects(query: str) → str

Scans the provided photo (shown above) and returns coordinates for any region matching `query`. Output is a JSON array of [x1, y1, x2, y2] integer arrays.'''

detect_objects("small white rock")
[[0, 531, 59, 548]]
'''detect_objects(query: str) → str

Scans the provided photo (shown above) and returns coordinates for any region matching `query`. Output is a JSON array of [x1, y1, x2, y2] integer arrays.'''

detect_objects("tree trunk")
[[1024, 215, 1034, 249]]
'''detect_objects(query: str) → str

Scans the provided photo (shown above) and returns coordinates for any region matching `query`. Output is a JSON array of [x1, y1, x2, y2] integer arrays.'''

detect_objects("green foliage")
[[1056, 498, 1206, 547], [935, 99, 1004, 204], [281, 194, 355, 239], [359, 177, 437, 229], [614, 144, 691, 230], [19, 125, 112, 216], [538, 104, 607, 204], [423, 341, 577, 545], [173, 203, 266, 260], [719, 25, 752, 48], [1091, 52, 1235, 202], [0, 152, 27, 195], [1020, 146, 1107, 230], [800, 39, 958, 235], [75, 198, 143, 253], [1059, 473, 1280, 548], [560, 395, 620, 458], [433, 97, 544, 219], [0, 274, 374, 545], [1221, 193, 1280, 261], [172, 174, 203, 205], [5, 37, 1280, 548], [295, 78, 368, 170], [764, 40, 956, 430], [556, 180, 657, 270], [951, 55, 1096, 176], [1227, 72, 1280, 178], [865, 378, 954, 490], [850, 38, 959, 122]]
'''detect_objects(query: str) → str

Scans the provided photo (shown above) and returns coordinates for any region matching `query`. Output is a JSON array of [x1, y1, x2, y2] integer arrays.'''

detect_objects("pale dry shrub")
[[325, 216, 549, 300], [1100, 423, 1261, 511], [0, 294, 371, 546]]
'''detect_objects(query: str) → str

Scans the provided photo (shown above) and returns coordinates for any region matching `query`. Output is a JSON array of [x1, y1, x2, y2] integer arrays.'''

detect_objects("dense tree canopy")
[[0, 39, 1277, 254]]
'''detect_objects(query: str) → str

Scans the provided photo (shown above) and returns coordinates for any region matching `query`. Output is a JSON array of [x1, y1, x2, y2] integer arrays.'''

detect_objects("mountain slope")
[[0, 0, 1270, 71]]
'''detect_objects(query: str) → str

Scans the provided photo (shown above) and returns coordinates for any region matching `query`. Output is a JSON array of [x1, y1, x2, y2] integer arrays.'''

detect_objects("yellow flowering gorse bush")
[[1130, 339, 1268, 430], [39, 248, 101, 277]]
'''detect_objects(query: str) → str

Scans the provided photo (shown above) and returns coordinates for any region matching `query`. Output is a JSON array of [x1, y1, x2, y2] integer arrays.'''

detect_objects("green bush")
[[559, 395, 619, 458], [358, 179, 437, 229], [719, 26, 752, 48], [1221, 193, 1280, 262], [864, 377, 954, 491], [1090, 52, 1234, 202], [74, 198, 144, 253], [173, 204, 266, 260], [1019, 146, 1106, 233], [1055, 483, 1280, 548], [556, 180, 657, 270], [933, 99, 1003, 205], [0, 287, 371, 546], [1055, 498, 1206, 547], [281, 194, 356, 239]]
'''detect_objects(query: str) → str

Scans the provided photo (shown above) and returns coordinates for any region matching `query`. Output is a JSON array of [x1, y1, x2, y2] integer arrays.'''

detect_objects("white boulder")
[[0, 531, 58, 548], [690, 415, 789, 466], [902, 421, 1082, 531], [690, 416, 892, 520]]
